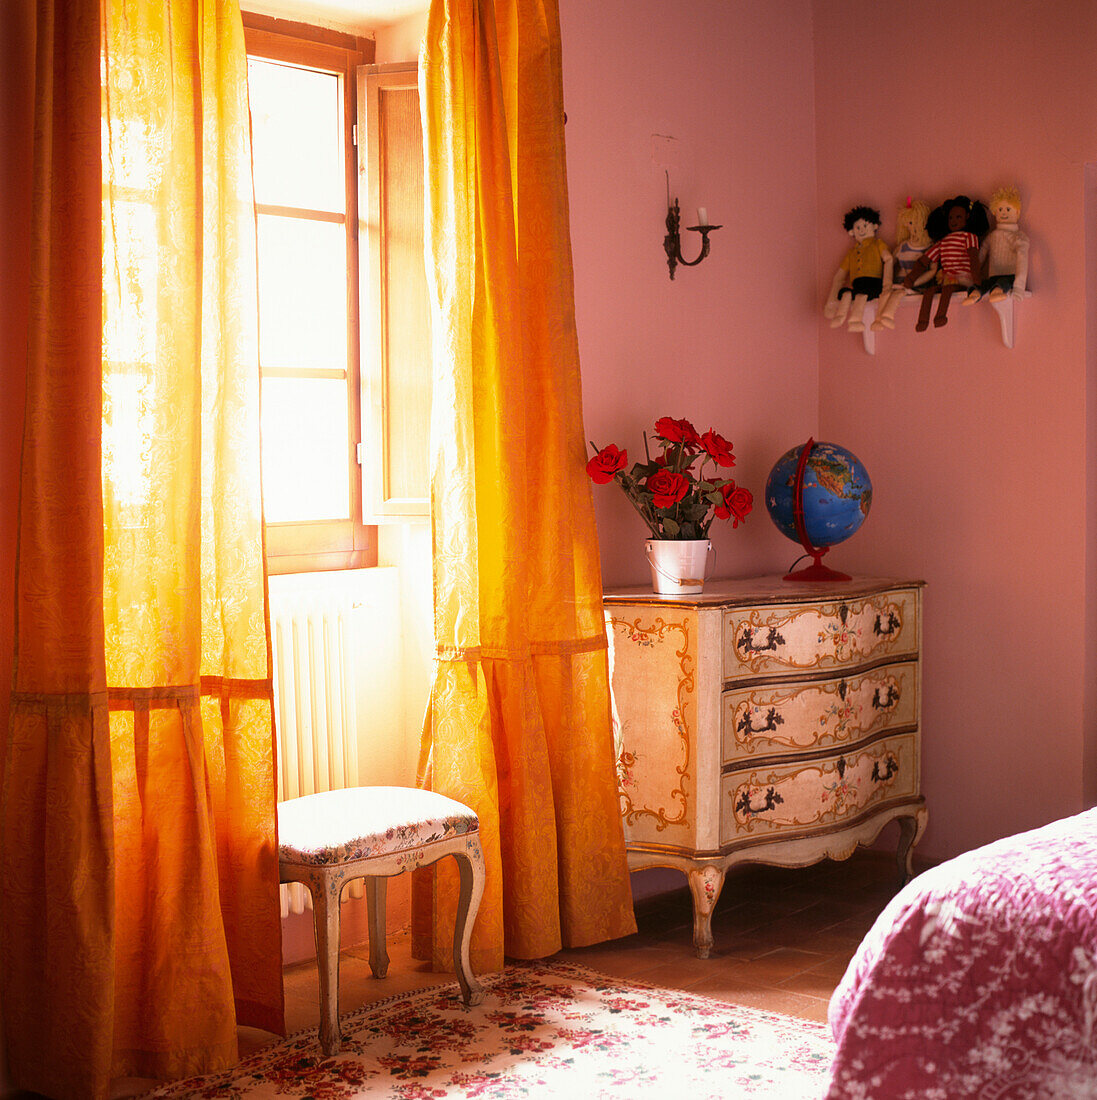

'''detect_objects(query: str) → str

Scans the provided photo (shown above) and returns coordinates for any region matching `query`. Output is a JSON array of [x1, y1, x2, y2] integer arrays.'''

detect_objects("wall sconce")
[[663, 173, 721, 280]]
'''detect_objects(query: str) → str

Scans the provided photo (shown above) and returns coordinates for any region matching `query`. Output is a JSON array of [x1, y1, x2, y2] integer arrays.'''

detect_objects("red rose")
[[646, 469, 690, 508], [714, 482, 753, 527], [586, 444, 628, 484], [654, 417, 701, 448], [700, 429, 736, 468]]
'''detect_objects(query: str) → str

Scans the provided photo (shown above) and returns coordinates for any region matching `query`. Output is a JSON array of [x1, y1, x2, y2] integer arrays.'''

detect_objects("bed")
[[825, 807, 1097, 1098]]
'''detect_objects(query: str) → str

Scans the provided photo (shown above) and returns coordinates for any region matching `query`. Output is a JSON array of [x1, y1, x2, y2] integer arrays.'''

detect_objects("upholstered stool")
[[277, 785, 486, 1056]]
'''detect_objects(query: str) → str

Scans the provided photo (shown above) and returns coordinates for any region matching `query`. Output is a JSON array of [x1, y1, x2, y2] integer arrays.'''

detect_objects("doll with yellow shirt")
[[824, 205, 894, 334]]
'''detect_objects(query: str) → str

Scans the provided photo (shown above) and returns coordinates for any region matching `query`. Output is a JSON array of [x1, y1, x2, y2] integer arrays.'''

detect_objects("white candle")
[[697, 207, 708, 226]]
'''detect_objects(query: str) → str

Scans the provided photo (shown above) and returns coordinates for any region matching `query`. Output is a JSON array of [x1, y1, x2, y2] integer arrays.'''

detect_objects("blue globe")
[[766, 440, 872, 551]]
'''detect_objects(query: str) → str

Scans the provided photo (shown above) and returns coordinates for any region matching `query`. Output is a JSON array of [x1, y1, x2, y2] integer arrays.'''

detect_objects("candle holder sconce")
[[664, 189, 721, 280]]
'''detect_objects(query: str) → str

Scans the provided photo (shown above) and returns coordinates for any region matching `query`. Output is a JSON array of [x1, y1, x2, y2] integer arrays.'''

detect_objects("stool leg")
[[364, 876, 389, 978], [308, 870, 344, 1057], [452, 836, 485, 1006]]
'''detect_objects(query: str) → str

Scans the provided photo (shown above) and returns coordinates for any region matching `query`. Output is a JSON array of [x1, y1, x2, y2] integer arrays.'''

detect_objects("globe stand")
[[783, 437, 852, 583]]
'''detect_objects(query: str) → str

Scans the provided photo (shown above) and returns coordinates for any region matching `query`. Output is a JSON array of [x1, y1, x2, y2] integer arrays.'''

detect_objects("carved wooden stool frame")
[[280, 831, 486, 1056]]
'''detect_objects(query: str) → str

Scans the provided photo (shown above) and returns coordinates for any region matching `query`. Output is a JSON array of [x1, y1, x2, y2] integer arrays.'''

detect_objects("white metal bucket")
[[645, 539, 713, 595]]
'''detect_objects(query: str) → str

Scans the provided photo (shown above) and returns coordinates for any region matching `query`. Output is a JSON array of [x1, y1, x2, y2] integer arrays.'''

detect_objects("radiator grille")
[[271, 580, 365, 916]]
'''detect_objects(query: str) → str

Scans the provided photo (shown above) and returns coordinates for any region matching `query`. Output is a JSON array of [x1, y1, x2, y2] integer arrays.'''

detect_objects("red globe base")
[[783, 554, 852, 583]]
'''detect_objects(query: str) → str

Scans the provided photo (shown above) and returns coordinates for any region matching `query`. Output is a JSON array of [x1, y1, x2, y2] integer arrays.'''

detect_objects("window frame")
[[243, 14, 378, 575]]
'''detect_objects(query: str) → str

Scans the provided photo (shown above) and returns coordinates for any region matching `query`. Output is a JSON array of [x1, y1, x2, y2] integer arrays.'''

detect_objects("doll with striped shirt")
[[902, 195, 989, 331]]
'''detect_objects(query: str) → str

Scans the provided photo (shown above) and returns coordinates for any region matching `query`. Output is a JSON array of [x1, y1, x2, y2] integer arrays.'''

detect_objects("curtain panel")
[[416, 0, 636, 973], [1, 2, 283, 1097]]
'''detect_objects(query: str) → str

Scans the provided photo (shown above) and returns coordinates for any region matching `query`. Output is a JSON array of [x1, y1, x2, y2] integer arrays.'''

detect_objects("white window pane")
[[247, 58, 344, 212], [257, 215, 348, 370], [261, 378, 350, 522]]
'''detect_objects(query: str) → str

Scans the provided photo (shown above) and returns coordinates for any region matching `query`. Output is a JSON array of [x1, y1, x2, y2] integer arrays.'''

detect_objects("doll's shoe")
[[847, 320, 865, 333], [963, 291, 981, 305], [988, 287, 1006, 302], [829, 316, 846, 328], [872, 315, 895, 330], [933, 314, 949, 328]]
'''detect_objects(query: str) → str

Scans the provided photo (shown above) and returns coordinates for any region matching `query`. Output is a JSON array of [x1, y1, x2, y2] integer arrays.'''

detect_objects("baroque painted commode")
[[604, 576, 927, 958]]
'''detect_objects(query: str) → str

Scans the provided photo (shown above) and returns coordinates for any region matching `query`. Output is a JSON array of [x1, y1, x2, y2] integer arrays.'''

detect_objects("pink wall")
[[561, 0, 821, 588], [813, 0, 1097, 858]]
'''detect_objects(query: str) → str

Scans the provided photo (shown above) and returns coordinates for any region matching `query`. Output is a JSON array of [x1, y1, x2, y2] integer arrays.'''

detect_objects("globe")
[[765, 439, 872, 581]]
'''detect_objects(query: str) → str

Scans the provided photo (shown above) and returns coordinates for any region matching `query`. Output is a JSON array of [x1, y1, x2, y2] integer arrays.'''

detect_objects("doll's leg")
[[987, 276, 1013, 302], [915, 287, 935, 332], [847, 294, 869, 332], [934, 284, 956, 327], [872, 289, 901, 330], [829, 293, 852, 328]]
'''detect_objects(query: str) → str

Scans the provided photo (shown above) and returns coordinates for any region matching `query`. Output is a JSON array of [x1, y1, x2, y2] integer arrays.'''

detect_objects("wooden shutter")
[[358, 62, 431, 519]]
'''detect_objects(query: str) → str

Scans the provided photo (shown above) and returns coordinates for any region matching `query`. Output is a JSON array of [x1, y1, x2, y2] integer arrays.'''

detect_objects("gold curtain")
[[1, 2, 283, 1097], [416, 0, 636, 973]]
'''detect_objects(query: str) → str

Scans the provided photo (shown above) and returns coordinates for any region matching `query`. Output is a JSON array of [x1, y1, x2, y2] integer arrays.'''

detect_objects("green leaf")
[[661, 517, 680, 537]]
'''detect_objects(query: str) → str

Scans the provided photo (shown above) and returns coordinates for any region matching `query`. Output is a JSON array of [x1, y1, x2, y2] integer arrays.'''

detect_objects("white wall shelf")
[[840, 289, 1032, 354]]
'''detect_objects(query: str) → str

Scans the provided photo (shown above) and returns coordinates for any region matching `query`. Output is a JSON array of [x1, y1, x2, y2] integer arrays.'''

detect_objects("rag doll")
[[903, 195, 989, 331], [824, 205, 894, 333], [872, 198, 934, 331], [966, 185, 1029, 303]]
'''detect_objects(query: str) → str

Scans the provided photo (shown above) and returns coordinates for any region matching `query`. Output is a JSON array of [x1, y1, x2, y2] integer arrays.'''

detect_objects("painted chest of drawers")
[[604, 576, 927, 957]]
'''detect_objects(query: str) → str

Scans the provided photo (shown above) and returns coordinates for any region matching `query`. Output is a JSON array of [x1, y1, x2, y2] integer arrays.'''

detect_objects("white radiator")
[[269, 568, 403, 917]]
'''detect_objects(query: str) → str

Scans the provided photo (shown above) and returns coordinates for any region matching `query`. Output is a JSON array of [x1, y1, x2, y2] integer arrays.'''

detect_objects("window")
[[244, 17, 376, 573]]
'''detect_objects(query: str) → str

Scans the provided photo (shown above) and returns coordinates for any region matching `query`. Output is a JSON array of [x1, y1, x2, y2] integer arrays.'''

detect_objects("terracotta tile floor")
[[102, 850, 911, 1097]]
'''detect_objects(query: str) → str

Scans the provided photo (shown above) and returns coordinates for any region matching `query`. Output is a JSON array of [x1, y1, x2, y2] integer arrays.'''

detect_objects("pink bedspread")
[[826, 808, 1097, 1099]]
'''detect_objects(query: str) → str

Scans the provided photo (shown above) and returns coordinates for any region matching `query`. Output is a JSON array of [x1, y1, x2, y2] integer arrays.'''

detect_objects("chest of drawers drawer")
[[719, 731, 919, 845], [722, 660, 918, 763], [723, 587, 919, 680]]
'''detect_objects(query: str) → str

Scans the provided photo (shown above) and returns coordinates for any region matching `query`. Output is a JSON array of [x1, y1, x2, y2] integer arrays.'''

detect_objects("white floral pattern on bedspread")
[[826, 807, 1097, 1099]]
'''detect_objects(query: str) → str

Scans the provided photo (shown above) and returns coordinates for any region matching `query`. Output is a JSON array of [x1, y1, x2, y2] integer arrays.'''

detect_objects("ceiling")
[[243, 0, 427, 34]]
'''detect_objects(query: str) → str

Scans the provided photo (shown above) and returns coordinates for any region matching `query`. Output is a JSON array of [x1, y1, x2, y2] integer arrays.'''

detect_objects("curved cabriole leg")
[[364, 876, 389, 978], [309, 870, 344, 1057], [896, 810, 927, 887], [451, 836, 486, 1005], [687, 865, 726, 959]]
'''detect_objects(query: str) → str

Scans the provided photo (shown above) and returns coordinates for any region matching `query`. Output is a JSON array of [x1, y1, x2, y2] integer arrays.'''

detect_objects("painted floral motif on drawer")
[[723, 661, 918, 758], [722, 734, 918, 840], [608, 614, 694, 834], [724, 590, 917, 678]]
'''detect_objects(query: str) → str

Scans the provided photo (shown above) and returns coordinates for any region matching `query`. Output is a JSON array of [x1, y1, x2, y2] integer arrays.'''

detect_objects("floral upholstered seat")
[[277, 785, 485, 1056], [278, 786, 479, 866]]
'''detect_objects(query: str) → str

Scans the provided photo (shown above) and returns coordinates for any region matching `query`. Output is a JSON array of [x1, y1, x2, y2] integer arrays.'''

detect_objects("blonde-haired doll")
[[966, 185, 1029, 303], [872, 198, 934, 330]]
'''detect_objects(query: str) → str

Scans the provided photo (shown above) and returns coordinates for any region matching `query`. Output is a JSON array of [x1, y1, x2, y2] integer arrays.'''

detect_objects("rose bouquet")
[[587, 416, 753, 540]]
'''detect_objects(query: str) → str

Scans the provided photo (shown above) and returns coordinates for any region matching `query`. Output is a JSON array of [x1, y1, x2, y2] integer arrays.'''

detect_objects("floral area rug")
[[144, 961, 835, 1099]]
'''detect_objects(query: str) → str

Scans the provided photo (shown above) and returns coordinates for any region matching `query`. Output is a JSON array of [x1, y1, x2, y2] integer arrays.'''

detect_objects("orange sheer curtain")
[[415, 0, 636, 973], [1, 2, 283, 1097]]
